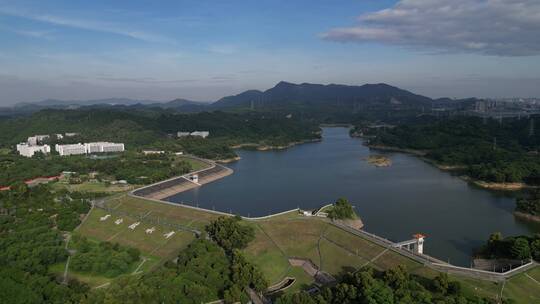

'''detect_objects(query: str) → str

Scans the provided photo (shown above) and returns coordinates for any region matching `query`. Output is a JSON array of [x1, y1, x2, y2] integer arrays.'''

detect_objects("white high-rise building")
[[55, 144, 86, 156], [84, 142, 125, 154], [16, 143, 51, 158]]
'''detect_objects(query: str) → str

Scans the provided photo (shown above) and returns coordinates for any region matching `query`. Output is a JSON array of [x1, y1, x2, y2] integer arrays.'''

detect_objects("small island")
[[366, 154, 392, 167]]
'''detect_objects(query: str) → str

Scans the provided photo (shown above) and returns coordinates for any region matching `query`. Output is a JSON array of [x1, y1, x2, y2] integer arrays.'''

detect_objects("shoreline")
[[367, 143, 533, 191], [514, 211, 540, 223], [216, 156, 241, 164], [231, 138, 322, 151]]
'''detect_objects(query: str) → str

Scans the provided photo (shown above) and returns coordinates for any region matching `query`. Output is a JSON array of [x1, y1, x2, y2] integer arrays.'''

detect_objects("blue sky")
[[1, 0, 540, 104]]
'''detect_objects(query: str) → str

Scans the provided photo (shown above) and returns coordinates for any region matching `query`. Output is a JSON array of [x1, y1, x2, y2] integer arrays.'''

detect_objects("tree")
[[383, 265, 409, 290], [433, 273, 449, 294], [327, 198, 355, 220], [510, 238, 531, 260], [205, 216, 255, 252], [531, 239, 540, 261]]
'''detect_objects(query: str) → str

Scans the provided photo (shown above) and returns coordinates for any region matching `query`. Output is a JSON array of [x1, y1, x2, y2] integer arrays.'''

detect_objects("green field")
[[502, 267, 540, 303], [76, 194, 540, 300]]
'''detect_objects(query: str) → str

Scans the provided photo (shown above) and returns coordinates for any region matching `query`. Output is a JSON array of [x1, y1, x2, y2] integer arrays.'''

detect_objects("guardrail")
[[329, 221, 536, 282]]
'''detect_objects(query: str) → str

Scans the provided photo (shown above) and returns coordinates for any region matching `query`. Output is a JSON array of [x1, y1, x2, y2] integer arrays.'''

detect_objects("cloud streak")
[[322, 0, 540, 56], [0, 6, 173, 43]]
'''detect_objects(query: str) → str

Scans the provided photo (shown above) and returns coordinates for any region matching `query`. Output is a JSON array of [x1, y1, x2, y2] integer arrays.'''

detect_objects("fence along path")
[[330, 221, 536, 282]]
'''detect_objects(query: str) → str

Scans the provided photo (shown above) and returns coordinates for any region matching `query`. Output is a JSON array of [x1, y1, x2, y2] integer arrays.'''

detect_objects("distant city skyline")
[[1, 0, 540, 105]]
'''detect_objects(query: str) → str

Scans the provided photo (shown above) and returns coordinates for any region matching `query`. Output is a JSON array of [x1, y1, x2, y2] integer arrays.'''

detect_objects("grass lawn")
[[177, 156, 209, 171], [0, 148, 10, 155], [244, 223, 290, 285], [502, 268, 540, 304], [105, 195, 220, 231], [77, 206, 195, 259], [318, 237, 369, 275]]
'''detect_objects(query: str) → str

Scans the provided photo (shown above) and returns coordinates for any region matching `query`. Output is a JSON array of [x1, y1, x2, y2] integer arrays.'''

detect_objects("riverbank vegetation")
[[516, 189, 540, 220], [365, 115, 540, 187], [478, 232, 540, 261]]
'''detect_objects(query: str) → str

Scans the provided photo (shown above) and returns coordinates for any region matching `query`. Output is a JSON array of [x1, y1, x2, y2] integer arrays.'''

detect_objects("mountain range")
[[3, 81, 458, 115]]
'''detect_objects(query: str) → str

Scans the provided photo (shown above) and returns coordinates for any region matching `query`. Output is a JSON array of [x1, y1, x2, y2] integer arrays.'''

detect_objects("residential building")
[[27, 135, 50, 145], [177, 131, 190, 137], [84, 142, 125, 153], [27, 136, 38, 146], [16, 143, 51, 157], [55, 143, 86, 156], [65, 132, 79, 137]]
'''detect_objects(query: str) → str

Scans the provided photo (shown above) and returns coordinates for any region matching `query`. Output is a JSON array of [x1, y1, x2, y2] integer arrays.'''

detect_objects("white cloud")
[[0, 6, 173, 43], [0, 26, 55, 39], [322, 0, 540, 56]]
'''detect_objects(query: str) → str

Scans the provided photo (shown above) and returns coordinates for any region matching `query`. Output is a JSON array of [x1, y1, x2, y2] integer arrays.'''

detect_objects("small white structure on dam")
[[394, 233, 426, 254], [189, 174, 199, 183]]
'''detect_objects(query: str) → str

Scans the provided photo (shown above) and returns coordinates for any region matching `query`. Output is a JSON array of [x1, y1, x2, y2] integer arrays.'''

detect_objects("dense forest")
[[0, 185, 97, 303], [366, 115, 540, 185], [0, 151, 193, 186]]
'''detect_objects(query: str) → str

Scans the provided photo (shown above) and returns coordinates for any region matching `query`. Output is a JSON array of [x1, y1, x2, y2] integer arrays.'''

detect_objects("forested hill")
[[367, 115, 540, 184], [213, 81, 433, 110], [0, 108, 321, 149]]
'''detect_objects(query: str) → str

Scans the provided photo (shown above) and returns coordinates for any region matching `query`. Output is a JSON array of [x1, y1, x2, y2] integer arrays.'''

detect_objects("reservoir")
[[167, 127, 540, 266]]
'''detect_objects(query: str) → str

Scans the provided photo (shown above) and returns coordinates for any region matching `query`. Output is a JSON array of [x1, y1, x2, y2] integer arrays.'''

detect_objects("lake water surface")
[[168, 127, 540, 266]]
